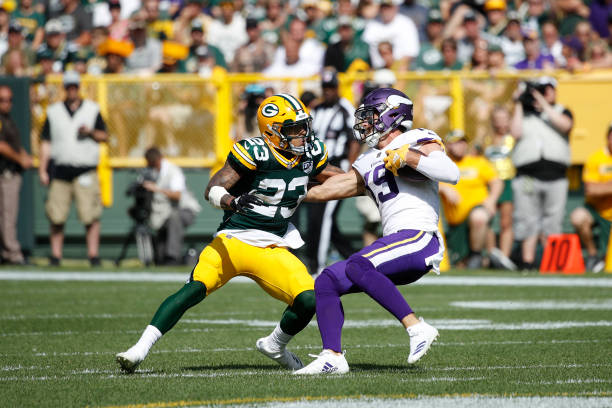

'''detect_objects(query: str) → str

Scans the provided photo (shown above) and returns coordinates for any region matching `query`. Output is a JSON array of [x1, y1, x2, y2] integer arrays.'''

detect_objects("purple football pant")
[[314, 229, 441, 352]]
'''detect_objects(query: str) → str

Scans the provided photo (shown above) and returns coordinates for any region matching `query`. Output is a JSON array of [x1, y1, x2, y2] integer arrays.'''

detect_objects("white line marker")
[[451, 301, 612, 310]]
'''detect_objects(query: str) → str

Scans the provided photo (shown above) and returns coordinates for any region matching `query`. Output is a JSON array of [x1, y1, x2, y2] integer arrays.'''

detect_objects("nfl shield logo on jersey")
[[302, 160, 313, 174]]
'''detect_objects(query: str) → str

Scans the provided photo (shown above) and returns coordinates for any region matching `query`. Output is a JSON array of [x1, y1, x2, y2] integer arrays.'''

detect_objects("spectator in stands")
[[1, 22, 34, 68], [0, 2, 10, 57], [1, 49, 30, 76], [520, 0, 552, 35], [400, 0, 428, 41], [466, 38, 489, 71], [514, 28, 555, 70], [206, 0, 247, 66], [362, 0, 419, 72], [100, 38, 133, 74], [232, 17, 274, 72], [439, 130, 502, 268], [305, 69, 359, 274], [323, 15, 370, 73], [456, 10, 483, 65], [570, 123, 612, 273], [500, 11, 525, 67], [556, 0, 590, 37], [541, 20, 564, 66], [48, 0, 93, 46], [483, 0, 507, 38], [107, 0, 129, 40], [158, 41, 188, 73], [259, 0, 288, 46], [125, 17, 163, 74], [317, 0, 366, 45], [427, 37, 462, 71], [589, 0, 612, 39], [34, 48, 55, 76], [484, 106, 516, 269], [487, 43, 507, 73], [37, 19, 69, 73], [143, 146, 201, 265], [172, 0, 208, 44], [38, 71, 108, 267], [264, 17, 324, 78], [413, 9, 444, 70], [0, 85, 32, 265], [11, 0, 45, 49], [141, 0, 174, 41], [573, 20, 593, 61], [510, 77, 573, 270]]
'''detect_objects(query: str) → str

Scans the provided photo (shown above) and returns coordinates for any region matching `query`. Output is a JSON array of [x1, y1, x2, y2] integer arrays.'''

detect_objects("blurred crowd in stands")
[[0, 0, 610, 78]]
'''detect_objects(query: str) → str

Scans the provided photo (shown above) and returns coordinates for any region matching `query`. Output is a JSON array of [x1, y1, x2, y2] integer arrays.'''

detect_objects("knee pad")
[[345, 255, 375, 286], [293, 289, 316, 315]]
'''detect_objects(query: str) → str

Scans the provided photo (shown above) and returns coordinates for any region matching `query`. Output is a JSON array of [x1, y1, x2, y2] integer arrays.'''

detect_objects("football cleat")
[[256, 337, 304, 370], [407, 317, 439, 364], [116, 347, 146, 373], [293, 350, 349, 375]]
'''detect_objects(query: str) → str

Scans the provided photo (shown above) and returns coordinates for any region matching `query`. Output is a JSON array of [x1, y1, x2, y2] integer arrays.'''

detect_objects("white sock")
[[267, 324, 293, 350], [129, 325, 162, 357]]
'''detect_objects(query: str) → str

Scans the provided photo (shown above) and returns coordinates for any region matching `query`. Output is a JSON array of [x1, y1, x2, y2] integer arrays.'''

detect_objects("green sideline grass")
[[1, 270, 611, 407]]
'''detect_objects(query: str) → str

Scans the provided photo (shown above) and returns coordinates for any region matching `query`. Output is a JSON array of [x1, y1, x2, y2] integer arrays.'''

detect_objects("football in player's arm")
[[294, 88, 460, 375], [116, 93, 341, 373]]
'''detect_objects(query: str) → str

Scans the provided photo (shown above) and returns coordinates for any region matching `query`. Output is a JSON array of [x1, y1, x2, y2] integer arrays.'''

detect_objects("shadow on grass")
[[182, 364, 282, 372]]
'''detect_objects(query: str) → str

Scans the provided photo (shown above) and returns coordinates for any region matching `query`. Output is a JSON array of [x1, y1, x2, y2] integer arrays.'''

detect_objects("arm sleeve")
[[94, 112, 106, 132], [415, 150, 460, 184], [41, 118, 50, 141]]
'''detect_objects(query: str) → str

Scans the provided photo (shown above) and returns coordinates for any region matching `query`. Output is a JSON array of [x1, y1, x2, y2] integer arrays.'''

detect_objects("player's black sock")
[[150, 280, 206, 334], [279, 290, 316, 335]]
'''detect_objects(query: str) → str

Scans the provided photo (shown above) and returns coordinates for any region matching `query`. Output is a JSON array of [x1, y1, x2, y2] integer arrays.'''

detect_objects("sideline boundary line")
[[98, 392, 612, 408]]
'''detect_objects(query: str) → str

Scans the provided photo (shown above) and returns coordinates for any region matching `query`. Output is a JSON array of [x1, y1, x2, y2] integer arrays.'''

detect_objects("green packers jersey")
[[219, 137, 328, 237]]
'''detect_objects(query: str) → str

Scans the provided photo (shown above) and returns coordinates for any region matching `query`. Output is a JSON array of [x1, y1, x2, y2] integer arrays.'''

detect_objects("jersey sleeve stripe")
[[231, 145, 257, 170], [316, 149, 328, 169], [235, 143, 256, 164]]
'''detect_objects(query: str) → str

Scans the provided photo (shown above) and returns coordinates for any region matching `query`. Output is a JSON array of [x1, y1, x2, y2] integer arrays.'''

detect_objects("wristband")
[[208, 185, 229, 209]]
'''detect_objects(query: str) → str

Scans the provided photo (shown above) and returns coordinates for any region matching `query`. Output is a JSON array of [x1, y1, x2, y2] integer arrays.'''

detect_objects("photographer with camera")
[[235, 84, 269, 141], [510, 77, 573, 270], [143, 147, 201, 265]]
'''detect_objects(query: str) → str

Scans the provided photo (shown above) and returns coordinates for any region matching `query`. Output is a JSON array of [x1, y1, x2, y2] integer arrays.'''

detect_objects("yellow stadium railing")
[[35, 70, 612, 171]]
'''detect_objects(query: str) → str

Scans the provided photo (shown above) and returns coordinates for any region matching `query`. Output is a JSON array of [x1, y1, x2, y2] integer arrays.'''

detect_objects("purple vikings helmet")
[[353, 88, 414, 148]]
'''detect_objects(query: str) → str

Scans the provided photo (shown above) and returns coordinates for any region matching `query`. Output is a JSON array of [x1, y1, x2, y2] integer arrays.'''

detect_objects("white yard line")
[[451, 301, 612, 310], [209, 397, 612, 408], [1, 271, 612, 287], [1, 338, 608, 360], [1, 363, 612, 382]]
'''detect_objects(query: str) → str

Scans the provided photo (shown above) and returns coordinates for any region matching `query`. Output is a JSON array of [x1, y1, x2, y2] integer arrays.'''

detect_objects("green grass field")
[[1, 268, 611, 408]]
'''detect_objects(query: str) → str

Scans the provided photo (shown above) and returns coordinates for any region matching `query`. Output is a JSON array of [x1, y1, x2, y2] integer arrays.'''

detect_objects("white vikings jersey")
[[352, 128, 443, 236]]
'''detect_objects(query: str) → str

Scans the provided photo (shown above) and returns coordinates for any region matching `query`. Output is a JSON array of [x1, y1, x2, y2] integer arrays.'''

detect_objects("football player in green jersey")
[[117, 93, 341, 373]]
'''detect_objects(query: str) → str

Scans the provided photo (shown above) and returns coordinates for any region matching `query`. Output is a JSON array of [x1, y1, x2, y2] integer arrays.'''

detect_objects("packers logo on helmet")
[[257, 94, 313, 156]]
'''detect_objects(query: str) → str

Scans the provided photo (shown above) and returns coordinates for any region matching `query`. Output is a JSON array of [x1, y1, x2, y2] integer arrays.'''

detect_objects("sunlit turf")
[[1, 269, 611, 407]]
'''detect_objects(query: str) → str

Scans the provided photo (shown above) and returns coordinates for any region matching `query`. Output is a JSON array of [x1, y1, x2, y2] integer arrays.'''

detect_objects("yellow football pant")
[[191, 234, 314, 305]]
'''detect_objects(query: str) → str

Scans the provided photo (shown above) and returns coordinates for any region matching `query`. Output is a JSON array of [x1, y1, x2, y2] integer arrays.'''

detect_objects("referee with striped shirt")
[[306, 69, 361, 274]]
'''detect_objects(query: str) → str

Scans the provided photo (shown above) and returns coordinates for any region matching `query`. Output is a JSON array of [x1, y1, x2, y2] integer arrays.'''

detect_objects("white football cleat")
[[256, 337, 303, 370], [116, 347, 146, 373], [293, 350, 349, 375], [407, 317, 439, 364]]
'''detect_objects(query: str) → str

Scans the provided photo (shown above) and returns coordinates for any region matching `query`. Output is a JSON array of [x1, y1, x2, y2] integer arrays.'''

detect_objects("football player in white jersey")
[[294, 88, 460, 375]]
